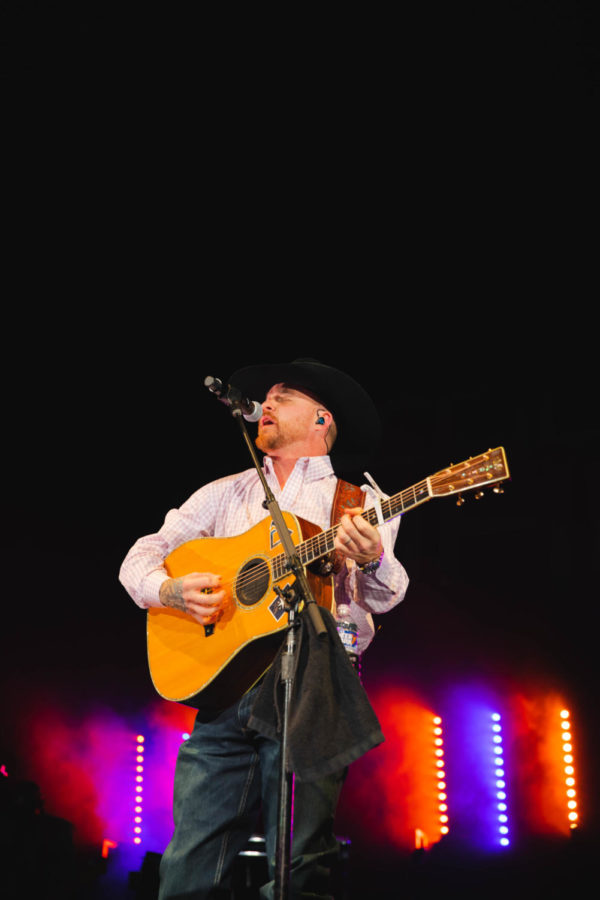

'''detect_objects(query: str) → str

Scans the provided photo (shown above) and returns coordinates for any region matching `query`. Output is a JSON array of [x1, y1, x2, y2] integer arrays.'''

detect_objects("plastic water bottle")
[[336, 603, 360, 672]]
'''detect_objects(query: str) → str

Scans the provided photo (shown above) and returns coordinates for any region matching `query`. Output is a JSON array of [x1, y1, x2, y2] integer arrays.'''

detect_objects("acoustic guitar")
[[147, 447, 509, 710]]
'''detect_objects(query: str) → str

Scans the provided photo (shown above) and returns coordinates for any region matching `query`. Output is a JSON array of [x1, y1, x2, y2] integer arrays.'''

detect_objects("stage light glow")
[[558, 708, 579, 830], [134, 733, 145, 846], [101, 839, 118, 859], [491, 713, 510, 847], [339, 689, 451, 851], [432, 714, 449, 838]]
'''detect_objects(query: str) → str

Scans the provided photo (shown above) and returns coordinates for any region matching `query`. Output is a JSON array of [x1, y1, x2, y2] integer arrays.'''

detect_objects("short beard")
[[255, 431, 276, 453]]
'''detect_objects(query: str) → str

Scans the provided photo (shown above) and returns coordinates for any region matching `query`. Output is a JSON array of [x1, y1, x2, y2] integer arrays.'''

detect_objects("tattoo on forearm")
[[159, 577, 187, 612]]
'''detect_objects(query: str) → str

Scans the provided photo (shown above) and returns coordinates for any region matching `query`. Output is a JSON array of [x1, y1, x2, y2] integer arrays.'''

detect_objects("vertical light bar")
[[560, 709, 578, 829], [491, 713, 510, 846], [134, 734, 145, 845], [433, 715, 449, 837]]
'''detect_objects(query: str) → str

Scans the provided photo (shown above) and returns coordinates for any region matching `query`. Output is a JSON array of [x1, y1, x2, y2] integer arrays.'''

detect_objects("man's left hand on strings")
[[334, 507, 383, 566]]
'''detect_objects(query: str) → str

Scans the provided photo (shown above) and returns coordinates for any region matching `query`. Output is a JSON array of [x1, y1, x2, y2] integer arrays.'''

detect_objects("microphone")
[[204, 376, 263, 422]]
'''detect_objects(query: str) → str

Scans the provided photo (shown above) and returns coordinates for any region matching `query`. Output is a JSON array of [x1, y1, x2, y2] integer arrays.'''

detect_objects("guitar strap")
[[329, 478, 366, 574]]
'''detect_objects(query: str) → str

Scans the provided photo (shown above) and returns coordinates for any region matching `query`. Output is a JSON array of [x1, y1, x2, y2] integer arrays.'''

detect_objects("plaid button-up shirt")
[[119, 455, 408, 654]]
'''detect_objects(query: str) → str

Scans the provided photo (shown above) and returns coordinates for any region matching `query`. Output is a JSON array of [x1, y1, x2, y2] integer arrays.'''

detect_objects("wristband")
[[357, 547, 384, 575]]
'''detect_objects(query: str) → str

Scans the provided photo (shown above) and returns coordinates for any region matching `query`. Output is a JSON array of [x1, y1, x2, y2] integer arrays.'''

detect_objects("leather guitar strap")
[[329, 478, 366, 574]]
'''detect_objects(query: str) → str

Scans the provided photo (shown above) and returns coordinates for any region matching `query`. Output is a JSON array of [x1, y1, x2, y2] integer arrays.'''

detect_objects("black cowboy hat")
[[228, 358, 382, 465]]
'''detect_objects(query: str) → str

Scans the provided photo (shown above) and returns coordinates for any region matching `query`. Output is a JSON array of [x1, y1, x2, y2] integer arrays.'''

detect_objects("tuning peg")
[[493, 484, 504, 494], [456, 494, 465, 507], [474, 491, 485, 500]]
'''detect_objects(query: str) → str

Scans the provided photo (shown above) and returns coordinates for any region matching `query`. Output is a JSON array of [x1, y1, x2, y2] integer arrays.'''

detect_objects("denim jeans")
[[158, 684, 345, 900]]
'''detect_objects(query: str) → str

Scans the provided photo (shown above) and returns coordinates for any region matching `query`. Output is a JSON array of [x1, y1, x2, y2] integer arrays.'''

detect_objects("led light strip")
[[491, 713, 510, 846], [433, 715, 449, 836], [560, 709, 578, 829], [134, 734, 145, 845]]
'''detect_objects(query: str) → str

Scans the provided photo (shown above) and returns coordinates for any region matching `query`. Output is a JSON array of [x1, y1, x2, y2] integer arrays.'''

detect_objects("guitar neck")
[[272, 479, 431, 578], [270, 447, 509, 579]]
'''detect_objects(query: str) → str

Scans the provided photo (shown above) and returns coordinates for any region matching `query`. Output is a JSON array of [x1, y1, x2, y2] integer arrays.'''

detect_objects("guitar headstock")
[[430, 447, 510, 498]]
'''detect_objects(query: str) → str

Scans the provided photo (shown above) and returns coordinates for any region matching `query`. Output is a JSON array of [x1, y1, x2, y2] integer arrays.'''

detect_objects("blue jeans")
[[158, 684, 345, 899]]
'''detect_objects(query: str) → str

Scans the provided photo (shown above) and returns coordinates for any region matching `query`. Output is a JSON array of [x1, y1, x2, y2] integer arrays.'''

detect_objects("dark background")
[[1, 3, 598, 896]]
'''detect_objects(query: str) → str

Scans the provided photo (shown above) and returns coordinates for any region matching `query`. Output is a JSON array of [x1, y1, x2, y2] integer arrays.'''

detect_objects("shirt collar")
[[263, 455, 334, 483]]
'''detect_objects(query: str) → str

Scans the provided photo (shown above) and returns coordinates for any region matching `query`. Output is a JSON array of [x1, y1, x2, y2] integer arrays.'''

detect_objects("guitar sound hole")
[[236, 557, 270, 606]]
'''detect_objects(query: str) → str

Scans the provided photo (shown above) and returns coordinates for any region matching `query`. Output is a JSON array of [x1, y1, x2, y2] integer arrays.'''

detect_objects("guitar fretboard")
[[271, 479, 430, 581]]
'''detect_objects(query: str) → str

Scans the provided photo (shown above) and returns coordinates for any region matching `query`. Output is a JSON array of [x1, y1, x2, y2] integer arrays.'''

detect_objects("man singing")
[[119, 359, 409, 899]]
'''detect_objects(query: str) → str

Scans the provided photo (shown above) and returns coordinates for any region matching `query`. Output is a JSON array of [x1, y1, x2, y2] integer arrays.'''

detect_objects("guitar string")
[[219, 481, 431, 596], [208, 468, 503, 597], [229, 471, 500, 595]]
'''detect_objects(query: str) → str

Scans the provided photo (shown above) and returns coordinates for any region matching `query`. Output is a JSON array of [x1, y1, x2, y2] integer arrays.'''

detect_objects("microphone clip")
[[204, 376, 263, 422]]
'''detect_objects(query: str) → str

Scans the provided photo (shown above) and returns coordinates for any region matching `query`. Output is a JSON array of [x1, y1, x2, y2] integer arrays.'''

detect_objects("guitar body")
[[144, 447, 510, 712], [146, 512, 333, 711]]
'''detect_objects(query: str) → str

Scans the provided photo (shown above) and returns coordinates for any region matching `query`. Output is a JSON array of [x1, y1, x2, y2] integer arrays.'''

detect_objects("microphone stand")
[[225, 386, 327, 900]]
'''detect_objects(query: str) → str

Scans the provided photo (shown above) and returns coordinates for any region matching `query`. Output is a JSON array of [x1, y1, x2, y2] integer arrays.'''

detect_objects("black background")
[[1, 2, 598, 894]]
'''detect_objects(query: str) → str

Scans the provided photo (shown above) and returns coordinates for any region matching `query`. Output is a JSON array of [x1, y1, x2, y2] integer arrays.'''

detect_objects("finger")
[[334, 525, 354, 553], [185, 572, 222, 591], [340, 513, 359, 539], [349, 515, 379, 541], [187, 589, 226, 610], [343, 506, 364, 517], [340, 514, 369, 548], [190, 609, 224, 627]]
